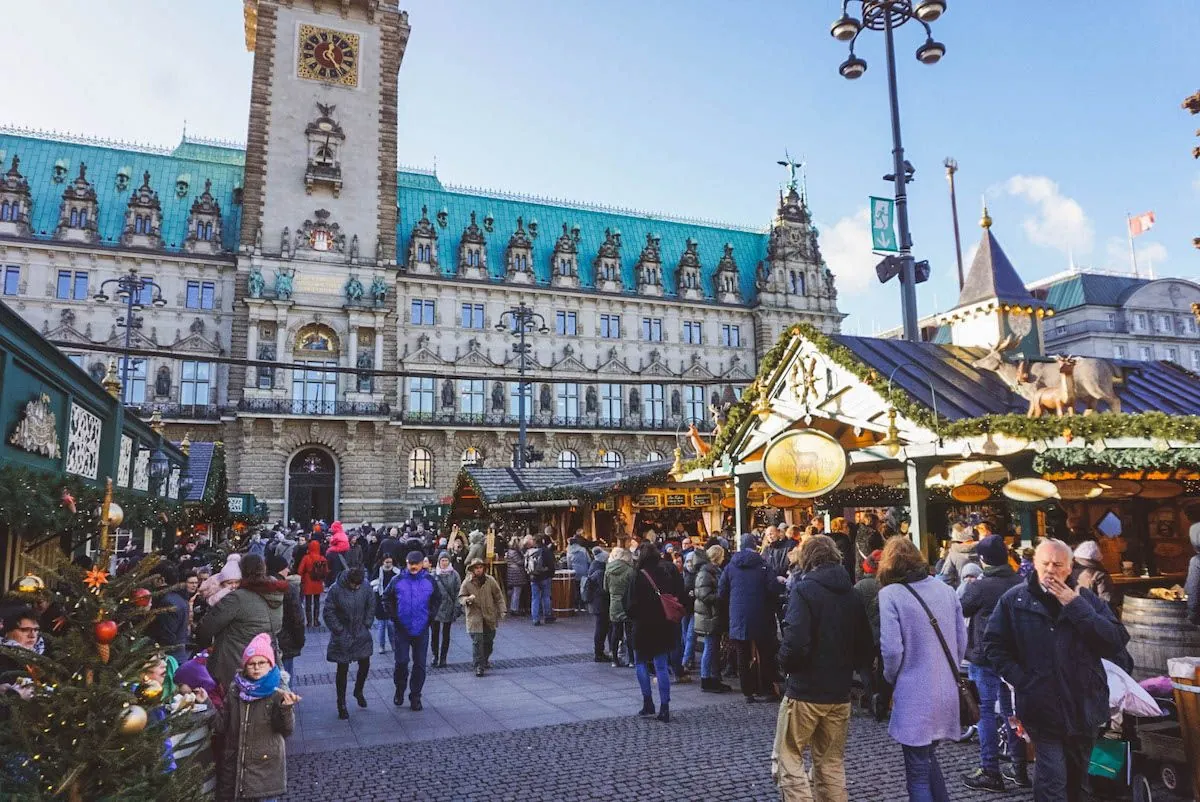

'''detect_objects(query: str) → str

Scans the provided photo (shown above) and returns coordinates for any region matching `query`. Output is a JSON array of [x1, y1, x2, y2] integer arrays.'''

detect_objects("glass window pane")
[[57, 271, 71, 299], [201, 282, 215, 309], [4, 267, 19, 296], [73, 272, 88, 300]]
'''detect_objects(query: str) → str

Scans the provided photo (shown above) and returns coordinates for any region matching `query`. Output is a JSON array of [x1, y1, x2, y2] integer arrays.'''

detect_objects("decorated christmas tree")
[[0, 482, 208, 802]]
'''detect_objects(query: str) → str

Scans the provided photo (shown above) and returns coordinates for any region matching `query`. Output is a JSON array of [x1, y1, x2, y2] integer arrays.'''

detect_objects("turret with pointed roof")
[[938, 207, 1051, 358]]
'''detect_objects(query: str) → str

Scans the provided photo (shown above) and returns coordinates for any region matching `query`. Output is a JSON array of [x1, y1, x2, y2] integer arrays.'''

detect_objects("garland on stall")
[[0, 464, 182, 543], [1033, 447, 1200, 475], [939, 411, 1200, 444], [460, 465, 672, 507], [810, 481, 1009, 510]]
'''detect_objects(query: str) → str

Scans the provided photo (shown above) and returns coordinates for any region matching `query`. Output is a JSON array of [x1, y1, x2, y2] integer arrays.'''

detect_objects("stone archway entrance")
[[287, 447, 337, 528]]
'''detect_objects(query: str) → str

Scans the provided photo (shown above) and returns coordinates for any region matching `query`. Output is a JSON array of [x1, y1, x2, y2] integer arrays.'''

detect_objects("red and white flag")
[[1128, 211, 1156, 237]]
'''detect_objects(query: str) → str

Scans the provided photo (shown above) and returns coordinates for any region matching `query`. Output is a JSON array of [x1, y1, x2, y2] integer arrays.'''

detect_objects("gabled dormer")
[[458, 211, 487, 279], [304, 103, 345, 197], [715, 242, 741, 303], [594, 228, 622, 292], [676, 238, 702, 300], [407, 205, 438, 275], [54, 162, 100, 244], [636, 232, 662, 297], [120, 171, 163, 249], [551, 223, 580, 288], [505, 216, 533, 284], [0, 155, 33, 238], [185, 178, 224, 255]]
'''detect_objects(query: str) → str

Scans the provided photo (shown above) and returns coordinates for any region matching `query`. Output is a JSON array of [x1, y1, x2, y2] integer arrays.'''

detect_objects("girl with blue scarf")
[[214, 633, 300, 802]]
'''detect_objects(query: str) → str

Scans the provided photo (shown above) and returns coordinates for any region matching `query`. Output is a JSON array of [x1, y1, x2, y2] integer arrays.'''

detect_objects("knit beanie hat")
[[1073, 540, 1102, 563], [217, 553, 243, 583], [862, 549, 882, 575], [976, 535, 1008, 567], [265, 553, 289, 576], [242, 633, 275, 668], [739, 533, 756, 551], [960, 563, 984, 582], [406, 550, 426, 565]]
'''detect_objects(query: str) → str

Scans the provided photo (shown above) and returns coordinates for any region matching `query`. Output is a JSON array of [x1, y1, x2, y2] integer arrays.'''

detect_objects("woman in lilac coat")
[[878, 536, 967, 802]]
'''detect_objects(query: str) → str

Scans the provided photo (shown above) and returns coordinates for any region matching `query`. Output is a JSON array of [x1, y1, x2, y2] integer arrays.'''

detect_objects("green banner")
[[870, 196, 898, 252]]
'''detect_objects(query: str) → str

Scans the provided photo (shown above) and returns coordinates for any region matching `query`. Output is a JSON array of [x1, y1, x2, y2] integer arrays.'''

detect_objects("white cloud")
[[1003, 175, 1094, 256], [1102, 237, 1168, 275], [819, 208, 879, 293]]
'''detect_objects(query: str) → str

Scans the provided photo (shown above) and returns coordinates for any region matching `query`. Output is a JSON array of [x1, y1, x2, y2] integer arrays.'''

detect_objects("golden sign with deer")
[[761, 429, 848, 499]]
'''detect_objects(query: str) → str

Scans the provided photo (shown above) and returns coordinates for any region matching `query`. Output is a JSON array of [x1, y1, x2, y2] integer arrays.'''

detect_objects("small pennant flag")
[[1128, 211, 1156, 237]]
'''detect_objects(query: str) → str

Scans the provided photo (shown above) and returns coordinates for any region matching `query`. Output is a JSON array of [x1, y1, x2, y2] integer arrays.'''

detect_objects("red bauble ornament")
[[130, 588, 152, 608], [61, 488, 76, 514], [94, 620, 118, 644]]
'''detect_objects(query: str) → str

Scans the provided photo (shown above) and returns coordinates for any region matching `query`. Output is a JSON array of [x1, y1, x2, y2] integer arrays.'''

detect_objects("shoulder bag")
[[900, 582, 979, 727], [641, 569, 685, 624]]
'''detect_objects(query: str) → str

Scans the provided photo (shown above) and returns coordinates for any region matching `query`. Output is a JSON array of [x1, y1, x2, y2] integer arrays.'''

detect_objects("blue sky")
[[5, 1, 1198, 331]]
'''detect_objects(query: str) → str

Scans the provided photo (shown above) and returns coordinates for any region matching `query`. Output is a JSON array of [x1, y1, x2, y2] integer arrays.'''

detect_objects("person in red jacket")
[[296, 539, 328, 627]]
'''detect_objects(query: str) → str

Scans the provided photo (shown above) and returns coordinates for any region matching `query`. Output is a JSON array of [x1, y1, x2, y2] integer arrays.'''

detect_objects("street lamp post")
[[94, 267, 167, 477], [831, 0, 947, 342], [496, 302, 549, 468]]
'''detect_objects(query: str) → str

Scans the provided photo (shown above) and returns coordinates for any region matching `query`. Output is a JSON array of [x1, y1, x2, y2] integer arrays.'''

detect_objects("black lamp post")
[[831, 0, 947, 342], [495, 302, 549, 468], [95, 267, 166, 477]]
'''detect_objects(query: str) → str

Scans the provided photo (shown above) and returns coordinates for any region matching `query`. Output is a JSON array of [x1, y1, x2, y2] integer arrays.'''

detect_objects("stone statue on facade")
[[254, 226, 263, 252], [491, 382, 504, 412], [247, 267, 266, 298], [273, 268, 294, 300], [349, 234, 359, 263], [441, 378, 455, 409], [155, 366, 171, 398], [344, 274, 364, 304], [375, 237, 385, 263], [369, 275, 388, 306], [281, 226, 291, 257], [295, 228, 306, 254]]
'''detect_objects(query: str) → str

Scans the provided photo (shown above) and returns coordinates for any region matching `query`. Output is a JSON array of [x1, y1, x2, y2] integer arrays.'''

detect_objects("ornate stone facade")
[[0, 0, 843, 526]]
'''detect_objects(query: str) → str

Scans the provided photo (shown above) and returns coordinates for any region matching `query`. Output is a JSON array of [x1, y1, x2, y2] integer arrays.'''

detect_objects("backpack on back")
[[524, 548, 544, 579], [310, 556, 330, 582]]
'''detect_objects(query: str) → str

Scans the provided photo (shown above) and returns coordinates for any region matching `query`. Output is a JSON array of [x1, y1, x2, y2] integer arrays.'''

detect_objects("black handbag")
[[900, 583, 979, 727]]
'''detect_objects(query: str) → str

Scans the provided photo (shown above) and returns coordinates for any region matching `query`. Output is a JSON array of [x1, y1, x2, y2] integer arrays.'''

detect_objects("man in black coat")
[[959, 535, 1026, 791], [774, 535, 872, 801], [762, 526, 792, 579], [147, 562, 191, 665], [984, 539, 1128, 802]]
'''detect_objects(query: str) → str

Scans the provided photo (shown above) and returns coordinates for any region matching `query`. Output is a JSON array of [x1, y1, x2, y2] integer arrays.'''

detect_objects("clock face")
[[297, 25, 359, 87]]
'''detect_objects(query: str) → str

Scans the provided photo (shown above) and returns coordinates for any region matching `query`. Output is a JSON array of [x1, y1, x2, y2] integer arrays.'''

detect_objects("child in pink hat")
[[214, 633, 300, 801]]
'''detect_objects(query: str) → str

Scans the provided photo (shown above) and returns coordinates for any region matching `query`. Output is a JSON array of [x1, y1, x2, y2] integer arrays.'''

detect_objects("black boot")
[[354, 669, 368, 708], [337, 700, 349, 720], [410, 695, 423, 712], [439, 648, 449, 668], [393, 687, 403, 706], [638, 695, 655, 716], [656, 702, 670, 723]]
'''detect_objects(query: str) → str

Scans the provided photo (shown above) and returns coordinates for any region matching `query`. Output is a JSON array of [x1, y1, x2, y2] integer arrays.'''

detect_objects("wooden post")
[[733, 473, 750, 538], [906, 461, 930, 556]]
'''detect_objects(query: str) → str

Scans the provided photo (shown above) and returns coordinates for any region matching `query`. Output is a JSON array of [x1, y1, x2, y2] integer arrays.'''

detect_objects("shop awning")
[[461, 460, 673, 508]]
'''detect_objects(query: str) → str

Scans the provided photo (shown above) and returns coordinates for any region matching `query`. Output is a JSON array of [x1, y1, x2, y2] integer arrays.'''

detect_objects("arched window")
[[409, 447, 432, 488], [601, 450, 623, 468], [316, 145, 335, 164], [645, 450, 664, 462], [557, 450, 579, 469], [79, 209, 88, 227], [0, 202, 9, 221], [69, 209, 79, 227], [461, 447, 482, 467]]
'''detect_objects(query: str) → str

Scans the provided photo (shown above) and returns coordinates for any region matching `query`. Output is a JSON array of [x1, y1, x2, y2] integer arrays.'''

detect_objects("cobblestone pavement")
[[280, 611, 1179, 801]]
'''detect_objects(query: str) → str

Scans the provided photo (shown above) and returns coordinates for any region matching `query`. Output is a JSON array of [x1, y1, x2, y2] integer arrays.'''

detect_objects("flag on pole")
[[1128, 211, 1156, 237]]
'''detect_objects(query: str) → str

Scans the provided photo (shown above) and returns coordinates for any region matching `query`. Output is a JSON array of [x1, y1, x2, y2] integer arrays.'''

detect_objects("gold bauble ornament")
[[118, 704, 147, 735], [105, 502, 124, 527], [137, 680, 163, 704]]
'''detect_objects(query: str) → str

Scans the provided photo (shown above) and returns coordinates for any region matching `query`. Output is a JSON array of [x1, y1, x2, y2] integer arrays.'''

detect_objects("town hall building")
[[0, 0, 842, 525]]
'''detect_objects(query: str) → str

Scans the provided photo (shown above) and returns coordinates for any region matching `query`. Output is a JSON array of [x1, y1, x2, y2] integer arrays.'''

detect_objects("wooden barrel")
[[551, 569, 576, 617], [1121, 595, 1200, 679]]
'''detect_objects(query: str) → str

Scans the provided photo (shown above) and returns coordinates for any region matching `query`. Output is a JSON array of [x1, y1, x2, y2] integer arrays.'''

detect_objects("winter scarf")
[[233, 665, 282, 701]]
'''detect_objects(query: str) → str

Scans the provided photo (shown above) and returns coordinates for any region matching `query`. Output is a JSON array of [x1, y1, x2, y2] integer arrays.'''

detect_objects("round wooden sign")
[[1097, 479, 1143, 498], [950, 483, 992, 503], [761, 429, 848, 499], [1002, 478, 1059, 503], [1137, 480, 1183, 499], [1054, 479, 1104, 501], [767, 493, 801, 509]]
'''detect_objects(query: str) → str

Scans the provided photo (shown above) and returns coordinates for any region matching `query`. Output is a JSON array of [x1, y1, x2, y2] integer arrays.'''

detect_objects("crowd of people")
[[1, 508, 1169, 802]]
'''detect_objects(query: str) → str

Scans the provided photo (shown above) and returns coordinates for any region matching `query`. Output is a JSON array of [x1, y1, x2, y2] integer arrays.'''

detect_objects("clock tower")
[[239, 0, 409, 259]]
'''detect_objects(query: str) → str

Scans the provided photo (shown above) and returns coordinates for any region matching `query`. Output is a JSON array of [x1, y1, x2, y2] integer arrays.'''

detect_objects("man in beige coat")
[[459, 558, 506, 677]]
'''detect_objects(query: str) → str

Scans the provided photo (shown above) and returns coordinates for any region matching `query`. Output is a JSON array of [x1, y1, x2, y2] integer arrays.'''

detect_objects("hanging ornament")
[[130, 588, 152, 608], [83, 567, 109, 594], [136, 680, 163, 704], [117, 705, 148, 735], [94, 502, 124, 527], [60, 488, 76, 514], [94, 618, 117, 664], [15, 573, 45, 594], [158, 511, 170, 524]]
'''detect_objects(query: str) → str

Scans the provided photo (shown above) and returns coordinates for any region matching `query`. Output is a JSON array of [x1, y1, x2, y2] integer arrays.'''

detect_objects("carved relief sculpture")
[[344, 274, 364, 304], [369, 275, 388, 305], [9, 394, 61, 459], [65, 402, 102, 480], [248, 267, 266, 298], [296, 209, 346, 254], [273, 267, 294, 300]]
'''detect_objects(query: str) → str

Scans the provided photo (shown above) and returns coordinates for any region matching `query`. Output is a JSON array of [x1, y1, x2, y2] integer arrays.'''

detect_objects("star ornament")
[[83, 567, 109, 593]]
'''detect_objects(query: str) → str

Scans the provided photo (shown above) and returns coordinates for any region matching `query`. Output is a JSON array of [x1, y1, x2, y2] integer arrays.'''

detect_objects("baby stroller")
[[1087, 661, 1188, 802]]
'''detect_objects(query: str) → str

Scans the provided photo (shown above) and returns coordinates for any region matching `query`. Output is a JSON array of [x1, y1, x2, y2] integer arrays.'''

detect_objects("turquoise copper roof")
[[0, 129, 244, 254], [1040, 273, 1149, 311], [396, 171, 770, 304]]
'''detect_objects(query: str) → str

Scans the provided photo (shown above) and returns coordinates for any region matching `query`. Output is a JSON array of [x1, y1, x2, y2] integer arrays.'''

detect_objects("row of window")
[[1113, 343, 1200, 369], [74, 358, 214, 405], [407, 445, 648, 489], [1130, 311, 1199, 336], [406, 378, 724, 423], [4, 266, 217, 310], [413, 299, 743, 345]]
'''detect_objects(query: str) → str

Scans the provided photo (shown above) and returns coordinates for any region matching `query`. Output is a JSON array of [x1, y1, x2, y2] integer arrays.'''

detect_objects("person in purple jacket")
[[383, 550, 442, 711], [878, 536, 967, 802]]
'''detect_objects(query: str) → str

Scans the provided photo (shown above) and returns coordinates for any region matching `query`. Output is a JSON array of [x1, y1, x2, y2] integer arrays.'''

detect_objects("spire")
[[955, 209, 1044, 310], [980, 195, 992, 229]]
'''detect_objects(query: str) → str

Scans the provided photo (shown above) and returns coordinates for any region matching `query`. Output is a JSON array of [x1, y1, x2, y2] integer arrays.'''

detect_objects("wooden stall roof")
[[458, 460, 673, 508]]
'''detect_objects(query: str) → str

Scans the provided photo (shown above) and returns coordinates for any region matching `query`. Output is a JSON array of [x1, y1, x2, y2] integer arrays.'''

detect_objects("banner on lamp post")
[[870, 196, 898, 252]]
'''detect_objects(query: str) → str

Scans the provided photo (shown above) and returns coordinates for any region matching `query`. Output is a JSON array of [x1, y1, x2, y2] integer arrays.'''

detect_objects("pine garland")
[[1033, 447, 1200, 474]]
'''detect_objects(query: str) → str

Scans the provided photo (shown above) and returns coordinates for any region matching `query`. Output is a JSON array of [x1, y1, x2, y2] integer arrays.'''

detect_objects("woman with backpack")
[[297, 539, 329, 627], [430, 552, 462, 667]]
